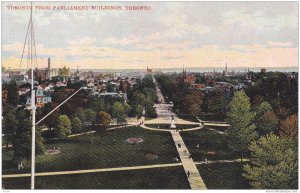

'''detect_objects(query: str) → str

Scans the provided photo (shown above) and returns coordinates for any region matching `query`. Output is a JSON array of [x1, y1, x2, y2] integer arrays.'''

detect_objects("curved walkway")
[[140, 124, 203, 132]]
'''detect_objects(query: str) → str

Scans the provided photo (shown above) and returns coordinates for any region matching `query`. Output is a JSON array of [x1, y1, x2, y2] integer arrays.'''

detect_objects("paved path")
[[145, 75, 200, 126], [203, 122, 229, 127], [140, 75, 207, 189], [2, 157, 248, 179], [67, 125, 133, 138], [171, 131, 207, 189], [207, 128, 225, 135], [2, 163, 183, 178], [140, 124, 203, 132], [195, 158, 249, 165]]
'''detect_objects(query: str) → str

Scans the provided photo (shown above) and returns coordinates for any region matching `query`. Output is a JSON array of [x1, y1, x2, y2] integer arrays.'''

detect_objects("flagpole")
[[30, 1, 36, 190]]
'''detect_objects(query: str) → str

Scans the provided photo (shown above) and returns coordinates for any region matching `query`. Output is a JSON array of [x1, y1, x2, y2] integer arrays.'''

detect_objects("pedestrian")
[[205, 158, 208, 164], [187, 171, 190, 178]]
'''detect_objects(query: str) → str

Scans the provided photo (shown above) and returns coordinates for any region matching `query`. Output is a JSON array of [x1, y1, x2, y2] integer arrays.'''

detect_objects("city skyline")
[[2, 1, 299, 70]]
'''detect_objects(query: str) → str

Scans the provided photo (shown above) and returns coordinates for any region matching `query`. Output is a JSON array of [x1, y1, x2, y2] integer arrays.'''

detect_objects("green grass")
[[145, 124, 199, 130], [3, 166, 190, 189], [199, 114, 225, 122], [207, 126, 228, 132], [177, 114, 199, 122], [3, 126, 179, 174], [198, 162, 250, 189], [180, 127, 239, 161]]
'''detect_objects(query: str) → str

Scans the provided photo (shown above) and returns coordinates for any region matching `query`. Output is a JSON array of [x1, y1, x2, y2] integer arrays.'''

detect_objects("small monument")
[[170, 115, 176, 128]]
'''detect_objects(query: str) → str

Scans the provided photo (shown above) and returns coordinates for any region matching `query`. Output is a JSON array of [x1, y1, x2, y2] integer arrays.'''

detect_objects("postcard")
[[1, 1, 298, 190]]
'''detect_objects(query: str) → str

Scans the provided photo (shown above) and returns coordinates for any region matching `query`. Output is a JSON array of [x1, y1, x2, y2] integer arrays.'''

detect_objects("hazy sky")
[[2, 1, 298, 69]]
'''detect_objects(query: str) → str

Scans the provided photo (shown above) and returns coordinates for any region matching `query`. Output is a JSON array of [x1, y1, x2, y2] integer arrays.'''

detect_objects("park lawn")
[[145, 124, 199, 130], [180, 127, 240, 161], [198, 162, 250, 189], [3, 166, 190, 189], [176, 114, 199, 122], [3, 126, 179, 174], [206, 126, 228, 132], [199, 114, 225, 122]]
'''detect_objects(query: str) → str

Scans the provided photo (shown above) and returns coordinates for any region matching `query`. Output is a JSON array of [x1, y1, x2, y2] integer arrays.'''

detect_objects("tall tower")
[[182, 64, 186, 78], [47, 57, 51, 79], [223, 62, 228, 76]]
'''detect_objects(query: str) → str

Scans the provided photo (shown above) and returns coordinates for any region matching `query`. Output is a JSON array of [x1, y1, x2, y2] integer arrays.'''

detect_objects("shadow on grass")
[[181, 128, 240, 161], [198, 162, 250, 189], [3, 166, 190, 189], [3, 127, 179, 175]]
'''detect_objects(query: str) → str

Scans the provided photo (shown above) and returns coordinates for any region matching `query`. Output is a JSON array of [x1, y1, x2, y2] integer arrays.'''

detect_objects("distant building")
[[26, 89, 52, 108], [223, 62, 228, 76], [190, 83, 205, 90], [261, 68, 267, 74], [146, 66, 152, 74], [176, 66, 196, 84], [27, 57, 58, 81]]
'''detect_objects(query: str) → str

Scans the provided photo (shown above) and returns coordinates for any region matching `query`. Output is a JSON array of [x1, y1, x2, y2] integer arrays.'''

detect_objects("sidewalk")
[[171, 132, 207, 189], [2, 163, 183, 178]]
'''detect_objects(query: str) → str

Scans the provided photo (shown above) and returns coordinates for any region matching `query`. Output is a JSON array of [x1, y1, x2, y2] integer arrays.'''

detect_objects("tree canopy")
[[225, 90, 258, 159], [244, 134, 298, 189]]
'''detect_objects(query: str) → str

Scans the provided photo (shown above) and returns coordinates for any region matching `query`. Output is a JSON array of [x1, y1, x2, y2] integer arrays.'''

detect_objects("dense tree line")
[[245, 71, 297, 114], [225, 90, 298, 189], [154, 73, 204, 116], [127, 74, 157, 118]]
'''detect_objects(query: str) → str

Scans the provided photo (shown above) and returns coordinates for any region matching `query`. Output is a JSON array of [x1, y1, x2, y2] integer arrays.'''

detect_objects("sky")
[[1, 1, 299, 70]]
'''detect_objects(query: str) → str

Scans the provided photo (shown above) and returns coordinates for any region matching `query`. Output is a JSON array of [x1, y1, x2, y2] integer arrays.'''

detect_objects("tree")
[[71, 117, 83, 134], [256, 111, 279, 136], [35, 126, 45, 155], [278, 114, 298, 140], [60, 102, 76, 118], [256, 101, 272, 118], [13, 130, 31, 165], [206, 89, 231, 118], [275, 107, 289, 120], [89, 97, 105, 112], [54, 115, 72, 138], [58, 66, 71, 77], [95, 111, 111, 132], [43, 102, 61, 129], [2, 105, 17, 148], [13, 109, 44, 166], [182, 90, 204, 116], [225, 90, 258, 160], [135, 104, 143, 118], [84, 108, 96, 128], [74, 108, 86, 123], [244, 134, 297, 189], [251, 94, 264, 109], [135, 92, 147, 106], [112, 102, 128, 125], [7, 80, 18, 106]]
